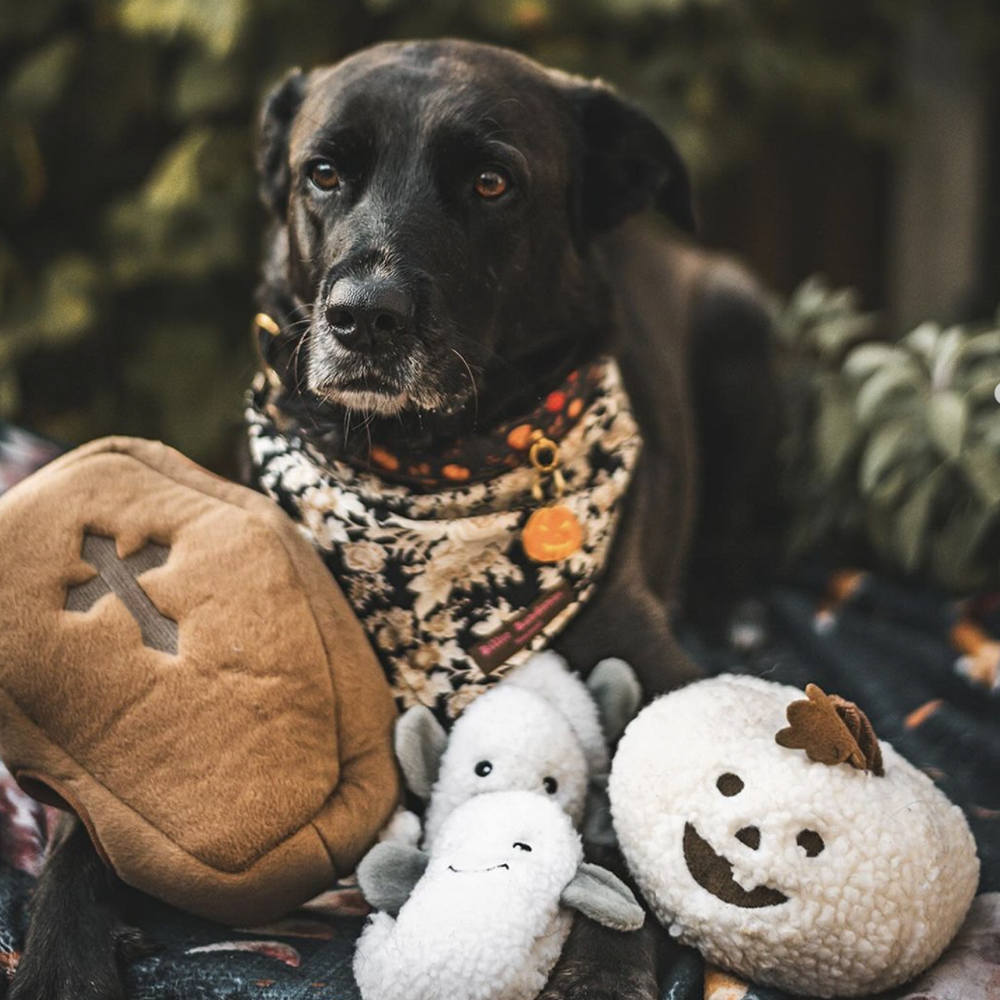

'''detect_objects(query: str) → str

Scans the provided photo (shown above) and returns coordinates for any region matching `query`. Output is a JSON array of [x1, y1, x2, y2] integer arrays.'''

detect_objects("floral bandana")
[[246, 359, 642, 723]]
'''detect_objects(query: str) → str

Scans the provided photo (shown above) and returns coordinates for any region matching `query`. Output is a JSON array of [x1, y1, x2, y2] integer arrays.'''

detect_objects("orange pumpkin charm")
[[522, 505, 584, 563]]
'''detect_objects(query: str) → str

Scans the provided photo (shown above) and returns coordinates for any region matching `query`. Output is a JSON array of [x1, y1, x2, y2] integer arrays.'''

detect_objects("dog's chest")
[[247, 359, 642, 725]]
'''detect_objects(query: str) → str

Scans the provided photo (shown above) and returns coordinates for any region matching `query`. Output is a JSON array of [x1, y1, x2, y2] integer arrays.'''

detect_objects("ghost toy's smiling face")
[[609, 675, 980, 998], [430, 790, 581, 902]]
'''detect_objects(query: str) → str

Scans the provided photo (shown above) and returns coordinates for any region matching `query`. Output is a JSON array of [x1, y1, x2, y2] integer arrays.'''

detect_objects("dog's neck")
[[256, 342, 597, 474]]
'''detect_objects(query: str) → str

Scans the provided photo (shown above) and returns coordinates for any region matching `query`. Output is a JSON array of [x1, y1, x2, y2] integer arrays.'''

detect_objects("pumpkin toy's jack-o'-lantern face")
[[609, 675, 980, 999], [680, 769, 830, 910]]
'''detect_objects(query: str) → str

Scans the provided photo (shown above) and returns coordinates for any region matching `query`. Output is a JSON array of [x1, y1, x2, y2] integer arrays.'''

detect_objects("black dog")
[[10, 39, 777, 1000]]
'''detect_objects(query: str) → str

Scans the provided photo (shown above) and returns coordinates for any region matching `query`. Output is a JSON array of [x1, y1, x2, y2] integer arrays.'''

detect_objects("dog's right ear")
[[568, 81, 695, 238], [258, 68, 308, 220]]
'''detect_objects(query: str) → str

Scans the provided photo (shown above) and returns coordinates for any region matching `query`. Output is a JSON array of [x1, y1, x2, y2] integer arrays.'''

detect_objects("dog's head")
[[258, 40, 692, 420]]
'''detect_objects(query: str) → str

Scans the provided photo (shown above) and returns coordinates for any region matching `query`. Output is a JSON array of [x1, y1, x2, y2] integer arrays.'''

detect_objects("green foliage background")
[[779, 281, 1000, 591], [1, 0, 997, 474]]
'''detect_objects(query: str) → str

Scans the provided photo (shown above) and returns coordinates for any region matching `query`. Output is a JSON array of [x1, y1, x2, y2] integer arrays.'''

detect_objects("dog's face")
[[259, 40, 692, 419]]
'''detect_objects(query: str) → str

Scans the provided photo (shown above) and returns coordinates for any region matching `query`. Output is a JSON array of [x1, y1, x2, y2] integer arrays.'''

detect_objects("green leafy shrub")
[[780, 277, 1000, 591]]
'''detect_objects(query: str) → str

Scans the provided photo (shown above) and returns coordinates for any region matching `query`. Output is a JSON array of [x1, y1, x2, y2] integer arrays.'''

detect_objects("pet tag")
[[521, 433, 583, 563]]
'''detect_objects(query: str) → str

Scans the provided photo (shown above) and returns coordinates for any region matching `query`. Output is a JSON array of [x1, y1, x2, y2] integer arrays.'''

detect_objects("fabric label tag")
[[468, 584, 573, 674]]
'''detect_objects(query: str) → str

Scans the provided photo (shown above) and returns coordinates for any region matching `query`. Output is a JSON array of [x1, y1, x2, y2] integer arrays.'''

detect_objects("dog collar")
[[249, 330, 608, 492], [246, 357, 642, 724]]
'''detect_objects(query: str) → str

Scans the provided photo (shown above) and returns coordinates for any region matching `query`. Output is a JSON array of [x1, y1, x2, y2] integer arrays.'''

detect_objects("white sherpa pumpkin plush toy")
[[395, 651, 640, 848], [354, 790, 644, 1000], [608, 674, 980, 998]]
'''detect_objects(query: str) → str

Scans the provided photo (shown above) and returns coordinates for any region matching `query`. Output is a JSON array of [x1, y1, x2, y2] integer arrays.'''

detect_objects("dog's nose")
[[325, 277, 411, 352]]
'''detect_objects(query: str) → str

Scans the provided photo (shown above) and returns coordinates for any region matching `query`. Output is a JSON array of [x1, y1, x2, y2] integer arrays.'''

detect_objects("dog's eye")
[[474, 169, 510, 199], [474, 760, 493, 777], [308, 160, 341, 191], [513, 842, 532, 852]]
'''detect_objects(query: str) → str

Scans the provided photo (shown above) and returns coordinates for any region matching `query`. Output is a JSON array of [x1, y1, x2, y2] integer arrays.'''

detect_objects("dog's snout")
[[325, 277, 412, 352]]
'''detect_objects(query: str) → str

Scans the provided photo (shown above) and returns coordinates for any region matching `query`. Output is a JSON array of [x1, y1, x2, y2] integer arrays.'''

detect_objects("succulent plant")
[[779, 276, 1000, 591]]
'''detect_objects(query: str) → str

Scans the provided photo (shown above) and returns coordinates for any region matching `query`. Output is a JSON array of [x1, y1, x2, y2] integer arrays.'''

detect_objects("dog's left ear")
[[571, 83, 695, 236], [258, 68, 308, 220]]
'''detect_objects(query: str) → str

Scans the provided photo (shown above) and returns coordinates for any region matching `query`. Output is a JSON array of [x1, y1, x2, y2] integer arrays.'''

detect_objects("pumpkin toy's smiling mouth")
[[683, 823, 789, 909]]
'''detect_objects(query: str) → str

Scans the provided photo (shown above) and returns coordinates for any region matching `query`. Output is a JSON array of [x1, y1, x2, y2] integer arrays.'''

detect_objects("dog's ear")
[[571, 83, 694, 236], [258, 68, 308, 220]]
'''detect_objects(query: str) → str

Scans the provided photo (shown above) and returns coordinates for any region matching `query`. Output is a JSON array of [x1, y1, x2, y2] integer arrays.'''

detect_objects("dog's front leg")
[[554, 581, 701, 697], [539, 914, 660, 1000], [9, 815, 130, 1000]]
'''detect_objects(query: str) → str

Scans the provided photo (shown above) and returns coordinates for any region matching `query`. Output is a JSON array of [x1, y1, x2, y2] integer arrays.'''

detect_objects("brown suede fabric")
[[0, 437, 399, 924]]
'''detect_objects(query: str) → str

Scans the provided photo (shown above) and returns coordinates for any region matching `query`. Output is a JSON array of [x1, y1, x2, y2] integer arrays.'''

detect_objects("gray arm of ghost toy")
[[356, 842, 429, 917], [586, 658, 642, 745], [394, 704, 448, 800], [560, 862, 645, 932], [584, 659, 642, 846]]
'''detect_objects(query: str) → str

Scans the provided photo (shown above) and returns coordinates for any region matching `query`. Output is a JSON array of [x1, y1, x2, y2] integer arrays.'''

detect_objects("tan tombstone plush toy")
[[0, 437, 400, 924]]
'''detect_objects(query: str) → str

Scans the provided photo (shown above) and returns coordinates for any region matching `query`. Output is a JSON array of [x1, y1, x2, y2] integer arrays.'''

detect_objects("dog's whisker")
[[451, 348, 479, 428]]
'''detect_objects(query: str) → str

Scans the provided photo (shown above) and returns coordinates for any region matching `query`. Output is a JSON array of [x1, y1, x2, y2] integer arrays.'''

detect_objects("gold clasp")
[[254, 312, 281, 336], [529, 431, 565, 502], [252, 313, 283, 389]]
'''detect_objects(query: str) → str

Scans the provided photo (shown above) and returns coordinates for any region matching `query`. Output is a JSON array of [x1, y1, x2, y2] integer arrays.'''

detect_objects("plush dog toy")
[[394, 651, 640, 847], [609, 674, 980, 997], [354, 790, 645, 1000], [0, 437, 400, 924]]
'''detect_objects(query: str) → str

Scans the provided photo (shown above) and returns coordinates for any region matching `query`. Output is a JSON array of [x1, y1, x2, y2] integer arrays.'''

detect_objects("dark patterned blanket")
[[0, 423, 997, 1000]]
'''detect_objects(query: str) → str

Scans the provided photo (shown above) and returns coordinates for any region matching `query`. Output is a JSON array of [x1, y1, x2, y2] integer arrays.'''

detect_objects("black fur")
[[9, 817, 133, 1000], [258, 68, 308, 221]]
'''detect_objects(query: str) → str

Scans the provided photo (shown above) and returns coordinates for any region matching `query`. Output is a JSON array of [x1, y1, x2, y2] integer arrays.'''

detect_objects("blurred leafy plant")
[[780, 277, 1000, 591], [0, 0, 995, 472]]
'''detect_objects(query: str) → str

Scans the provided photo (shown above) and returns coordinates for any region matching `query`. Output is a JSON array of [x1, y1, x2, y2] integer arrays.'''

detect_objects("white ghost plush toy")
[[353, 790, 645, 1000], [395, 651, 640, 848], [609, 674, 980, 998]]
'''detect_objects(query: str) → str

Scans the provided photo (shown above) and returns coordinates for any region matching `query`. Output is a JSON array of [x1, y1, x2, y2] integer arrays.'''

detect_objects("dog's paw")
[[115, 923, 161, 962], [538, 965, 657, 1000], [538, 985, 655, 1000]]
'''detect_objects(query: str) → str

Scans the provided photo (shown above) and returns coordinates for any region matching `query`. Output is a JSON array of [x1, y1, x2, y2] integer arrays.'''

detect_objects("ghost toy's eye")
[[543, 776, 558, 795], [474, 761, 493, 777], [716, 773, 744, 796], [797, 829, 825, 857], [513, 842, 532, 852]]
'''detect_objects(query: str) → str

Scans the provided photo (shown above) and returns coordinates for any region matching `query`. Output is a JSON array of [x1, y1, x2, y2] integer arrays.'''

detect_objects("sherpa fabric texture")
[[417, 652, 613, 848], [353, 792, 583, 1000], [609, 674, 980, 998], [0, 436, 399, 925]]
